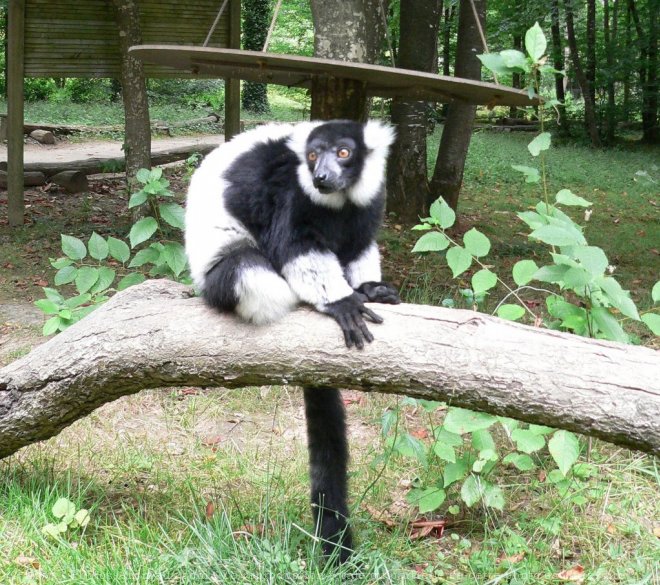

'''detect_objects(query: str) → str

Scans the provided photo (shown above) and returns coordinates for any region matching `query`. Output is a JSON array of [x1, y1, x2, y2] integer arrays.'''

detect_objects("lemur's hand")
[[323, 293, 383, 350], [355, 281, 401, 305]]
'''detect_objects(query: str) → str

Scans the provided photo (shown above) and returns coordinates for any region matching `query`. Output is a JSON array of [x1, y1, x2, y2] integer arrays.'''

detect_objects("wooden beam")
[[224, 0, 241, 140], [7, 0, 25, 227]]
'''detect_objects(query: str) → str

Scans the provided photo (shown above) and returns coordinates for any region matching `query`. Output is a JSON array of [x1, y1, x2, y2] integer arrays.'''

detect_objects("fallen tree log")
[[0, 143, 219, 178], [1, 279, 659, 459]]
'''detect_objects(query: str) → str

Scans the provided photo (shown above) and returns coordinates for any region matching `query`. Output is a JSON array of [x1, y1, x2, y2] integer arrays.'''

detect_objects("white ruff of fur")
[[348, 120, 396, 207], [234, 266, 298, 324], [344, 242, 382, 288], [185, 123, 296, 289], [282, 250, 354, 309]]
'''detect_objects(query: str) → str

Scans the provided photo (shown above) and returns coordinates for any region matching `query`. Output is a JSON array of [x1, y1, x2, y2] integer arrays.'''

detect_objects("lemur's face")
[[305, 123, 366, 194]]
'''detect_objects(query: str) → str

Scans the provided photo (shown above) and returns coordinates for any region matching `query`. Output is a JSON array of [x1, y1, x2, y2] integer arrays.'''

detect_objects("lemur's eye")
[[337, 147, 351, 159], [308, 151, 317, 162]]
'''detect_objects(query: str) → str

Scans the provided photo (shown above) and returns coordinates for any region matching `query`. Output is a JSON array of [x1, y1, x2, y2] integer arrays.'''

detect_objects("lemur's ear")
[[287, 121, 323, 160], [363, 121, 396, 153]]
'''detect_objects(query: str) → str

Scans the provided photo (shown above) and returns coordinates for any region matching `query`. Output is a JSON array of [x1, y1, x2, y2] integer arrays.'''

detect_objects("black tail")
[[303, 386, 353, 563]]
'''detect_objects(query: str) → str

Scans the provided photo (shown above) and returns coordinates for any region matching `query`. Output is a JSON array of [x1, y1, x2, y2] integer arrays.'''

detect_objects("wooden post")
[[224, 0, 241, 139], [7, 0, 25, 226]]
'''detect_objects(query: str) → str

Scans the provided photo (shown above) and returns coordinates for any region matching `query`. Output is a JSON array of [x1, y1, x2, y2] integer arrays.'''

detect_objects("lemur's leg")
[[303, 386, 353, 563]]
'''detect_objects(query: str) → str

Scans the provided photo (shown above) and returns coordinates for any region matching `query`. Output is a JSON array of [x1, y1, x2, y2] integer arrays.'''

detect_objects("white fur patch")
[[348, 120, 396, 207], [296, 164, 346, 209], [281, 250, 354, 309], [234, 266, 298, 324], [186, 123, 297, 289], [345, 242, 382, 288]]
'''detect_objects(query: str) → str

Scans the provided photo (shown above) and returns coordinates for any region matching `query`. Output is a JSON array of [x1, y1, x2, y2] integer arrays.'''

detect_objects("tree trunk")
[[604, 0, 616, 143], [309, 0, 383, 121], [563, 0, 602, 147], [429, 0, 486, 212], [441, 5, 454, 117], [112, 0, 151, 195], [622, 3, 631, 121], [241, 0, 270, 114], [386, 0, 441, 223], [510, 35, 523, 119], [551, 0, 568, 131], [586, 0, 597, 106], [644, 0, 658, 143], [1, 280, 659, 459]]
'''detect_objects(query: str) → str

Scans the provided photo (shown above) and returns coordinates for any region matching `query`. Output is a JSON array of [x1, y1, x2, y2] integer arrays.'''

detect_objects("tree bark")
[[1, 280, 659, 459], [563, 0, 602, 147], [386, 0, 441, 224], [586, 0, 597, 106], [241, 0, 270, 114], [644, 0, 658, 143], [112, 0, 151, 195], [430, 0, 486, 212], [551, 0, 568, 131], [441, 5, 454, 118]]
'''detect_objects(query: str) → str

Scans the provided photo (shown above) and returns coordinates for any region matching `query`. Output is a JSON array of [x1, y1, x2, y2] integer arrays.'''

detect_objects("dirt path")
[[0, 134, 223, 165]]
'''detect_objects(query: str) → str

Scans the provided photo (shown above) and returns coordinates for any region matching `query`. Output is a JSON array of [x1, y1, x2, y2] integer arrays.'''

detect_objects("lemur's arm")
[[279, 246, 383, 349], [344, 242, 401, 305]]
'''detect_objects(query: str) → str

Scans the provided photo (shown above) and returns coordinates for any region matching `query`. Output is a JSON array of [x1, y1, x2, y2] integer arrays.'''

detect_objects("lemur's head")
[[290, 120, 395, 209]]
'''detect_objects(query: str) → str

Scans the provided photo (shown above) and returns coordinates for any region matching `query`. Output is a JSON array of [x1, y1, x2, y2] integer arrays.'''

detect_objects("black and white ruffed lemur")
[[185, 120, 400, 562]]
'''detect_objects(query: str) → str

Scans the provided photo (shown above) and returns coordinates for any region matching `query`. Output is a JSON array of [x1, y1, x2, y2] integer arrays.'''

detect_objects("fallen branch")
[[1, 280, 658, 459]]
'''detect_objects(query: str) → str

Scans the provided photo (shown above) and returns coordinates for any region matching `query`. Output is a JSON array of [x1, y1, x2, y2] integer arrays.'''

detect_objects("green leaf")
[[35, 299, 60, 315], [117, 273, 146, 291], [548, 430, 580, 476], [162, 242, 188, 277], [496, 304, 525, 321], [444, 458, 470, 487], [562, 267, 592, 289], [517, 211, 546, 229], [58, 309, 72, 320], [446, 246, 472, 278], [460, 475, 481, 507], [73, 509, 90, 528], [54, 265, 78, 286], [652, 282, 660, 303], [572, 246, 608, 276], [511, 165, 540, 184], [444, 408, 497, 435], [159, 202, 185, 229], [128, 247, 160, 268], [500, 49, 529, 71], [411, 223, 432, 231], [61, 235, 87, 260], [529, 225, 581, 246], [641, 313, 660, 335], [533, 264, 570, 284], [129, 217, 158, 248], [43, 287, 65, 303], [529, 424, 554, 435], [51, 257, 73, 269], [555, 189, 592, 207], [471, 269, 497, 295], [64, 294, 91, 309], [75, 266, 99, 294], [511, 428, 546, 453], [591, 307, 629, 343], [90, 267, 116, 295], [412, 231, 450, 253], [483, 482, 505, 511], [42, 522, 67, 538], [433, 442, 456, 463], [149, 167, 163, 181], [527, 132, 551, 157], [502, 453, 535, 471], [42, 316, 61, 336], [477, 53, 510, 76], [512, 260, 538, 286], [52, 498, 76, 520], [429, 197, 456, 229], [128, 190, 148, 209], [381, 409, 397, 437], [463, 228, 491, 257], [107, 237, 131, 263], [597, 277, 640, 320], [393, 433, 427, 465], [408, 487, 446, 514], [434, 428, 464, 447], [472, 429, 496, 453], [525, 22, 547, 61], [88, 232, 109, 261], [136, 168, 151, 184]]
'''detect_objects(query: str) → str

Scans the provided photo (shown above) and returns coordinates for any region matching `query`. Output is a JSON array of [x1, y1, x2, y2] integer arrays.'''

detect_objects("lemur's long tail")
[[303, 386, 353, 563]]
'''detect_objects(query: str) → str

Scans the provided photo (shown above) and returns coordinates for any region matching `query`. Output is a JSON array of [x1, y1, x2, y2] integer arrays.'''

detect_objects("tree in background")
[[242, 0, 271, 114], [386, 0, 441, 223], [430, 0, 487, 213]]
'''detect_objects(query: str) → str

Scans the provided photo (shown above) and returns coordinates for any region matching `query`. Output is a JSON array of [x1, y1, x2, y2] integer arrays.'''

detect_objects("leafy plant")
[[41, 497, 90, 539], [35, 167, 189, 335]]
